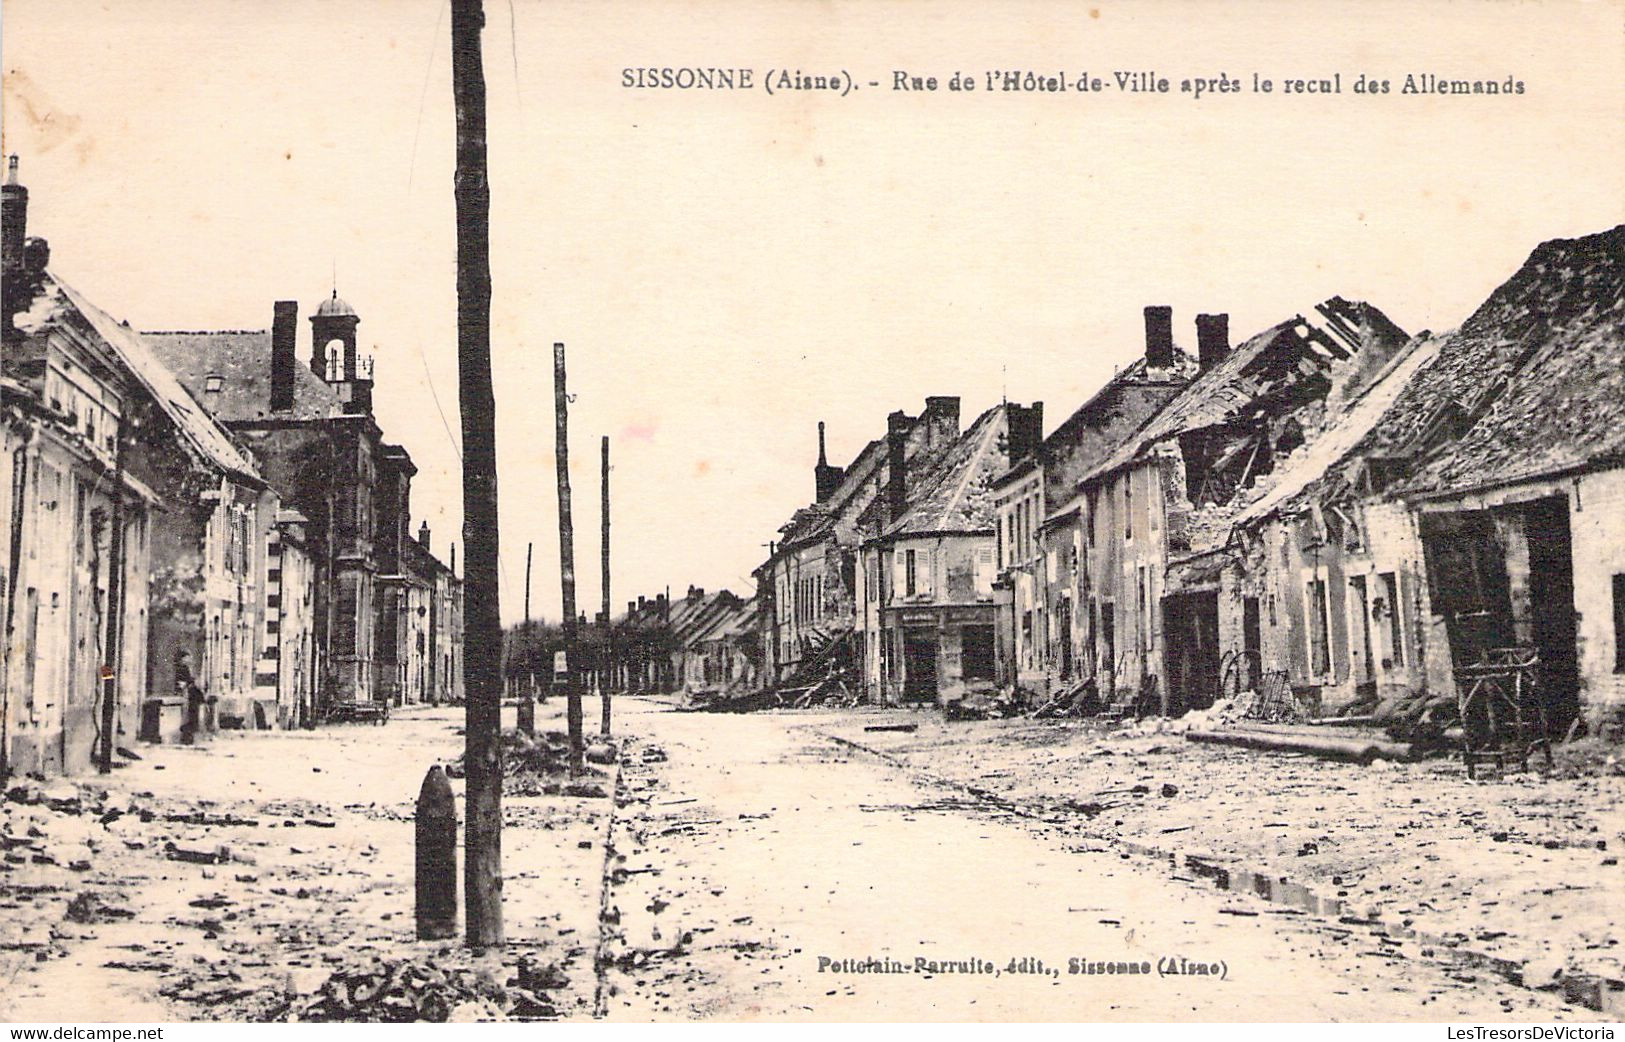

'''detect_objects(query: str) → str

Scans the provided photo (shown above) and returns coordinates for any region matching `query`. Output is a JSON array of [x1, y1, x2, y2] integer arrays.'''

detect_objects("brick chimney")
[[925, 395, 961, 433], [418, 520, 431, 551], [1196, 312, 1230, 371], [886, 410, 910, 526], [270, 300, 298, 412], [2, 156, 49, 343], [814, 421, 844, 502], [1, 156, 26, 270], [1143, 305, 1174, 370], [1005, 401, 1045, 464]]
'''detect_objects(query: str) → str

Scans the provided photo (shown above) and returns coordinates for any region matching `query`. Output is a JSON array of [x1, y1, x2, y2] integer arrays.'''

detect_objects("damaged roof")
[[1080, 298, 1409, 491], [769, 434, 892, 553], [1041, 353, 1197, 517], [879, 403, 1010, 538], [1241, 225, 1625, 517], [612, 588, 744, 646], [1232, 333, 1442, 525], [1393, 224, 1625, 498], [144, 329, 344, 422], [27, 274, 262, 481]]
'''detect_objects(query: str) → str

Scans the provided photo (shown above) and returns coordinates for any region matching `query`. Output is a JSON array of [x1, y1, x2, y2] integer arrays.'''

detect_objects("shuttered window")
[[974, 545, 995, 595]]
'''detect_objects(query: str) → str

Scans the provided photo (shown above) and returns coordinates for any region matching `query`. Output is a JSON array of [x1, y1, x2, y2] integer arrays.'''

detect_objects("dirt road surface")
[[598, 699, 1602, 1021], [2, 706, 605, 1022], [3, 696, 1608, 1022]]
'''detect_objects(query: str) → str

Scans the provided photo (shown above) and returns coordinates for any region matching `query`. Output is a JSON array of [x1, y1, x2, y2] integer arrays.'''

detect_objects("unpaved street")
[[601, 699, 1605, 1021], [3, 698, 1610, 1022], [2, 707, 608, 1022]]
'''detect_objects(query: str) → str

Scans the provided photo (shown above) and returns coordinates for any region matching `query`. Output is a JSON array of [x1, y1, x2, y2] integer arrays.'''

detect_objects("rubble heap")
[[277, 953, 564, 1022]]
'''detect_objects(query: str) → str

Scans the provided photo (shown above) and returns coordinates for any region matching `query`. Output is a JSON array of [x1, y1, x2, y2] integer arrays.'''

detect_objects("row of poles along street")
[[415, 0, 610, 950]]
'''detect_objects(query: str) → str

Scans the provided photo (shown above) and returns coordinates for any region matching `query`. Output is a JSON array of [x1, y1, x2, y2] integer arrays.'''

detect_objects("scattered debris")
[[275, 956, 560, 1022]]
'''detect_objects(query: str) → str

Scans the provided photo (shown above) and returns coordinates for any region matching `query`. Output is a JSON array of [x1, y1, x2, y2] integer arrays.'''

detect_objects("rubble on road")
[[944, 690, 1022, 721], [687, 676, 863, 714], [445, 729, 614, 797], [1, 710, 618, 1022], [274, 953, 563, 1022], [818, 710, 1625, 991], [63, 890, 135, 924]]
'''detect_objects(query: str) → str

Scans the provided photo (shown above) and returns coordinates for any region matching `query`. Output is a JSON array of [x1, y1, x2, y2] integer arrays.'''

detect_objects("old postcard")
[[2, 0, 1623, 1028]]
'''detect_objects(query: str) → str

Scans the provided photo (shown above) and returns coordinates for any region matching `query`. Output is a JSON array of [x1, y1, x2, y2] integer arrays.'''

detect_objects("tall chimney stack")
[[886, 410, 910, 526], [1, 156, 26, 270], [270, 300, 298, 411], [1143, 305, 1174, 370], [1196, 313, 1230, 371], [924, 396, 961, 440], [814, 421, 844, 502], [1006, 402, 1045, 464], [418, 520, 431, 551]]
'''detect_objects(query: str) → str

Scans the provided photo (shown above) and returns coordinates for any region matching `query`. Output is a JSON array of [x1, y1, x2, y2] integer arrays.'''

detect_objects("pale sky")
[[4, 0, 1621, 625]]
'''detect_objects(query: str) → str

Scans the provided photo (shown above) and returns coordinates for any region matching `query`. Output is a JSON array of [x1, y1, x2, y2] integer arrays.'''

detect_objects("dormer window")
[[205, 373, 224, 394]]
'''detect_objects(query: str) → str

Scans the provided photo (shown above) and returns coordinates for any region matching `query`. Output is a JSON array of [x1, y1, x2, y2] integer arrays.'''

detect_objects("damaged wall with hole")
[[1052, 300, 1413, 718], [1226, 498, 1434, 718], [1416, 482, 1591, 742]]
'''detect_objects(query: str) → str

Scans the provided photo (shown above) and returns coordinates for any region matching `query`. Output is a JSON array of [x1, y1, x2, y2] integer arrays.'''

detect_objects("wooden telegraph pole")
[[451, 0, 502, 949], [553, 343, 585, 773], [98, 414, 129, 774], [518, 540, 534, 733], [600, 436, 612, 736]]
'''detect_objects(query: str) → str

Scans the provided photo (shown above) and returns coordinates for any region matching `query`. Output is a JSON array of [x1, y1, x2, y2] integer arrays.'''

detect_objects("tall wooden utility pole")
[[518, 540, 534, 733], [452, 0, 502, 950], [600, 436, 612, 736], [98, 414, 129, 774], [553, 343, 584, 773]]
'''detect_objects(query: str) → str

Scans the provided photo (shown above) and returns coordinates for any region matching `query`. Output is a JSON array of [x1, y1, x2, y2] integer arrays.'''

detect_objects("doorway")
[[902, 627, 938, 703], [1242, 596, 1262, 692], [1162, 591, 1220, 715], [1525, 496, 1579, 733]]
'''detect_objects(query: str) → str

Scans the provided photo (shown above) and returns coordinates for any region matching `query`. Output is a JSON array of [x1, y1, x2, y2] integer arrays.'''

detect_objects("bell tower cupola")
[[310, 290, 372, 413]]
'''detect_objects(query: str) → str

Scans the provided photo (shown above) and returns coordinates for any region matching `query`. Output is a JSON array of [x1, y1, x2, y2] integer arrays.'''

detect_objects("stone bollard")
[[415, 764, 458, 940]]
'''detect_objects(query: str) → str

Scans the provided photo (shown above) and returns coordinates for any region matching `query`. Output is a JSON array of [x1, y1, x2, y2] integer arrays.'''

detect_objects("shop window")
[[962, 625, 996, 681]]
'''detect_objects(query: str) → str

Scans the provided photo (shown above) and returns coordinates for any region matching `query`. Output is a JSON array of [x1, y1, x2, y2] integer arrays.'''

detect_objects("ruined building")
[[1228, 225, 1625, 738], [1066, 297, 1410, 716], [990, 305, 1197, 696]]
